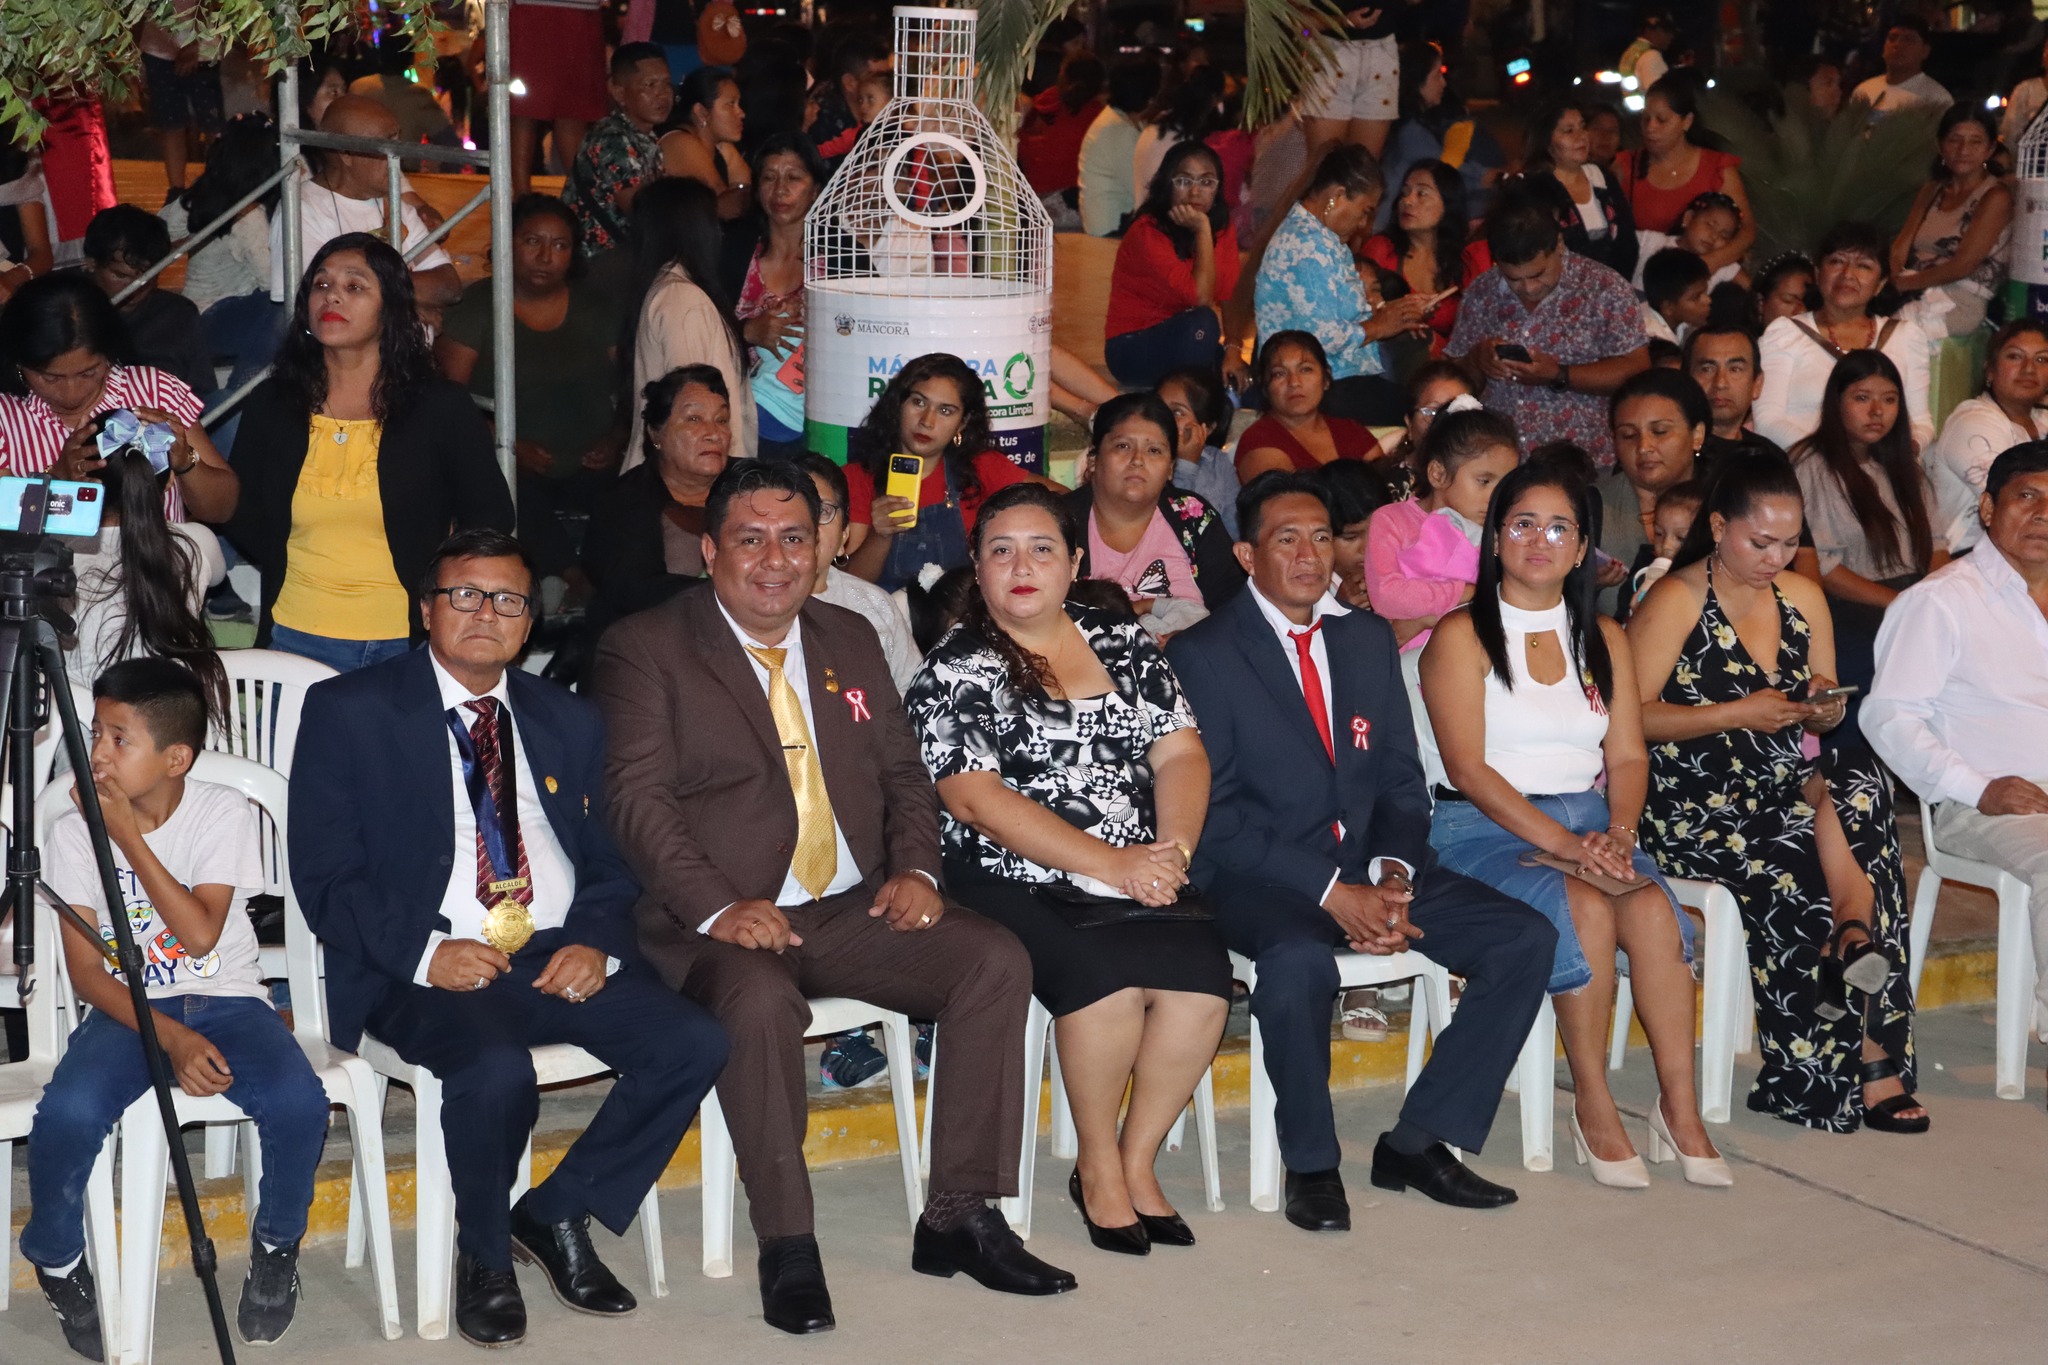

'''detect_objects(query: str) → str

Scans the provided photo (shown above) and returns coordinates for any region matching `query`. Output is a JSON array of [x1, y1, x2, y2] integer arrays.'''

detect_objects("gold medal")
[[481, 899, 535, 954], [823, 667, 840, 694]]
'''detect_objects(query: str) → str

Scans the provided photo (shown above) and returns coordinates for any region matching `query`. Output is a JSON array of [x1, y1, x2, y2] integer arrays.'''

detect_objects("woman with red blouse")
[[1233, 331, 1383, 481], [1103, 142, 1246, 390], [1361, 159, 1491, 356], [1615, 77, 1756, 275]]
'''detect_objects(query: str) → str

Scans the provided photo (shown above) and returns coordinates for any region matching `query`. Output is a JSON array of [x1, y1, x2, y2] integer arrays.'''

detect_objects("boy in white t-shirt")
[[22, 659, 327, 1357]]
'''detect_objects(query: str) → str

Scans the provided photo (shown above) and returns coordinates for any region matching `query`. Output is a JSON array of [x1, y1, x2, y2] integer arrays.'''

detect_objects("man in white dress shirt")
[[1864, 445, 2048, 1041], [1851, 17, 1954, 119], [292, 529, 727, 1348]]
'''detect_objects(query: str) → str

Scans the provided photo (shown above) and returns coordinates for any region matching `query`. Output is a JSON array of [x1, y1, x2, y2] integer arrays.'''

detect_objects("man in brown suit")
[[591, 460, 1076, 1335]]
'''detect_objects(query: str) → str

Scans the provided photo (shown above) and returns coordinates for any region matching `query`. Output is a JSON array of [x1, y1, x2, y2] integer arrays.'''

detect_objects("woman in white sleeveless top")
[[1419, 462, 1729, 1189]]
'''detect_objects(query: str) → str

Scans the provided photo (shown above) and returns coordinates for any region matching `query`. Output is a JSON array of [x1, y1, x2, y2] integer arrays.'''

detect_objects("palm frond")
[[1243, 0, 1349, 130], [975, 0, 1081, 144]]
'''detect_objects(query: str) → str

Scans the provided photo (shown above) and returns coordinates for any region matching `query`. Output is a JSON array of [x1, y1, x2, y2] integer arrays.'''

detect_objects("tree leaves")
[[1243, 0, 1347, 130], [0, 2, 436, 142]]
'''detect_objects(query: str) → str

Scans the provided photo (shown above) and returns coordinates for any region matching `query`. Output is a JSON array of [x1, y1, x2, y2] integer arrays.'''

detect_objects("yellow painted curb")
[[8, 956, 2003, 1288]]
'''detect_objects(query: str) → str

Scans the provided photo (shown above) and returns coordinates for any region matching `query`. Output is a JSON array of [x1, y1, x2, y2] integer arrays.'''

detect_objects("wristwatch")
[[1549, 364, 1571, 392]]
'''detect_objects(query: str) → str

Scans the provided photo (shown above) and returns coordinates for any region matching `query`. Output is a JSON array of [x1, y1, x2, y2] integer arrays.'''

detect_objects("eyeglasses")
[[1503, 517, 1582, 548], [1171, 175, 1221, 192], [430, 586, 533, 617], [1414, 403, 1449, 420], [817, 498, 843, 526]]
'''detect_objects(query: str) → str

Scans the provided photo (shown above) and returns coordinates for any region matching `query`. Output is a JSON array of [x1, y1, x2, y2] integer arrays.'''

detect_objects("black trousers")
[[1207, 867, 1554, 1171], [366, 938, 728, 1269]]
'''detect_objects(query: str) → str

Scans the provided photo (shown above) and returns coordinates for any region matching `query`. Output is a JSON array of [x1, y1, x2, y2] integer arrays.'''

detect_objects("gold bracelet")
[[1172, 840, 1193, 871], [1608, 824, 1636, 839]]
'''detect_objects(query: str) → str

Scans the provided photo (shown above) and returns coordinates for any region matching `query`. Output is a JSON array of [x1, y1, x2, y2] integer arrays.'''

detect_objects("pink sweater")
[[1364, 499, 1479, 651]]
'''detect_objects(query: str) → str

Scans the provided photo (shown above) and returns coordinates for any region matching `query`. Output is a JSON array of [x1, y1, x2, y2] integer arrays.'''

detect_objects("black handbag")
[[1029, 880, 1214, 930]]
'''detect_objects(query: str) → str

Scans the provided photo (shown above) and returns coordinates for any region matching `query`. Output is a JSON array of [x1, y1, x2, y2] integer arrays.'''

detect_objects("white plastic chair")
[[202, 649, 336, 1177], [1910, 797, 2038, 1100], [1229, 948, 1454, 1210], [923, 999, 1224, 1241], [211, 649, 335, 776], [0, 803, 120, 1336], [27, 682, 97, 790], [350, 1040, 672, 1335], [697, 998, 922, 1277], [1605, 878, 1755, 1123], [91, 754, 400, 1364]]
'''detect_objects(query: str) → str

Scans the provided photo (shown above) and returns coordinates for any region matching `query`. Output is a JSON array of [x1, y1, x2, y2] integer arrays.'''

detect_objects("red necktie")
[[1289, 623, 1336, 764]]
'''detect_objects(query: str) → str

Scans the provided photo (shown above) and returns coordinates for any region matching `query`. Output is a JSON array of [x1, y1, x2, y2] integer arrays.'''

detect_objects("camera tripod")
[[0, 547, 237, 1364]]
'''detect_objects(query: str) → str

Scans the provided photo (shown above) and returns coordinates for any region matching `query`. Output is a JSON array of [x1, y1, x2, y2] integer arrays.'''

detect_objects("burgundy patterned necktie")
[[465, 698, 532, 909]]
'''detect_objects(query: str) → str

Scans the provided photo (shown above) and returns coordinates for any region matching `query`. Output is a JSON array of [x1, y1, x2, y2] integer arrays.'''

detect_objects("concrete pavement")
[[9, 1004, 2043, 1365]]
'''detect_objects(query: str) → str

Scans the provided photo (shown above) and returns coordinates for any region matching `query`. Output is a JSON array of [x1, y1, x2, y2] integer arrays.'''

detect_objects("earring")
[[952, 432, 964, 446], [1325, 197, 1338, 212]]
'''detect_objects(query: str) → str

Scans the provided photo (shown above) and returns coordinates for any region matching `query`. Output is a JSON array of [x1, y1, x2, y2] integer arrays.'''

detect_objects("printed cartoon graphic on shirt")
[[100, 873, 223, 989], [1130, 559, 1173, 600]]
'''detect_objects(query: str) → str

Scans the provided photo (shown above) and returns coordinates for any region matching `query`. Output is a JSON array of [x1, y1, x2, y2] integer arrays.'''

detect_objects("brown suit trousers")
[[592, 588, 1032, 1239]]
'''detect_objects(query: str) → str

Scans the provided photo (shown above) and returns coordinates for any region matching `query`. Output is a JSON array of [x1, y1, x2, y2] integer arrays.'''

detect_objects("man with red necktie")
[[1167, 472, 1555, 1232], [292, 530, 727, 1349]]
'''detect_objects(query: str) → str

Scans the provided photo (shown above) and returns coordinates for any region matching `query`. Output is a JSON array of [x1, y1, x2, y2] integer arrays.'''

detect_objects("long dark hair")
[[0, 272, 132, 392], [1931, 103, 2003, 180], [850, 353, 993, 501], [96, 449, 228, 725], [1788, 349, 1932, 571], [1139, 140, 1230, 257], [181, 113, 281, 248], [621, 177, 745, 392], [1386, 160, 1468, 295], [1469, 463, 1613, 704], [1632, 73, 1713, 182], [1670, 453, 1805, 572], [1086, 391, 1178, 493], [1523, 99, 1596, 175], [271, 233, 435, 421], [1396, 40, 1452, 129], [962, 482, 1079, 699]]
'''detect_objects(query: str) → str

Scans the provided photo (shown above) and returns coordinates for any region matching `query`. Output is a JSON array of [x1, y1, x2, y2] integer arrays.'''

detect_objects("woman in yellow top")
[[229, 233, 512, 670]]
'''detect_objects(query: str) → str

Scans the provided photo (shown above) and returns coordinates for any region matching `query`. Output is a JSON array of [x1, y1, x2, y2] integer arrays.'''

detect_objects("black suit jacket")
[[224, 376, 514, 644], [289, 648, 641, 1049], [1165, 588, 1435, 903]]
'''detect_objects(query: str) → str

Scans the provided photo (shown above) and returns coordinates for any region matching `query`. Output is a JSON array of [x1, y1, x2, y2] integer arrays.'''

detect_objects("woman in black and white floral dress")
[[907, 482, 1229, 1256], [1627, 458, 1925, 1135]]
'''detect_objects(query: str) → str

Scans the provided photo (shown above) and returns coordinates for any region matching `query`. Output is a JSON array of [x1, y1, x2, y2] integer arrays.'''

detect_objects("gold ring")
[[919, 914, 932, 927]]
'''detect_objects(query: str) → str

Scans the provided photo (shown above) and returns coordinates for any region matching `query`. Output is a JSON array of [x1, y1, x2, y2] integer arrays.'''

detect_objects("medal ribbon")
[[448, 700, 532, 908]]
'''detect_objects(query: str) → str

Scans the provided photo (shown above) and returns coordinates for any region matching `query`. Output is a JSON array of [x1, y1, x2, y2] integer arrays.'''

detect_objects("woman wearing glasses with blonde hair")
[[1418, 461, 1729, 1191]]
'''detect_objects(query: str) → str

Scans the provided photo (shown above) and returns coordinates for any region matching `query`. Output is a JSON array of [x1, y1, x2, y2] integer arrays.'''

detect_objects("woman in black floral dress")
[[1627, 457, 1926, 1133], [907, 482, 1229, 1255]]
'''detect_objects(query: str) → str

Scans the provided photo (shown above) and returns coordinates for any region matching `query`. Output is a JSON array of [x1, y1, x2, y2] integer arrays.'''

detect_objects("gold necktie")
[[746, 644, 839, 900]]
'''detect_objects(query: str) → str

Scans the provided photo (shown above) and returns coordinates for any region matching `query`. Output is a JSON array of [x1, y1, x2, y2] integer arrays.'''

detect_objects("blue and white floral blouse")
[[1253, 202, 1385, 382]]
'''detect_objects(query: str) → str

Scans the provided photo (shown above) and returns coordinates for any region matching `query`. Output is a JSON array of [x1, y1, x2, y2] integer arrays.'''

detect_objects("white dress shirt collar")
[[429, 651, 512, 712], [715, 596, 805, 657], [1247, 581, 1350, 643]]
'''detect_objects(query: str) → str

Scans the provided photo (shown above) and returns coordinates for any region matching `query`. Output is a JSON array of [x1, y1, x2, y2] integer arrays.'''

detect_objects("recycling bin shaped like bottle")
[[804, 5, 1055, 470]]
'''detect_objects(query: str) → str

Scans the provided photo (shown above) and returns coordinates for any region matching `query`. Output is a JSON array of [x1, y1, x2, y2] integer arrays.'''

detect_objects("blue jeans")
[[1429, 789, 1692, 995], [269, 623, 413, 673], [22, 995, 330, 1267], [1104, 306, 1226, 388], [200, 292, 284, 458]]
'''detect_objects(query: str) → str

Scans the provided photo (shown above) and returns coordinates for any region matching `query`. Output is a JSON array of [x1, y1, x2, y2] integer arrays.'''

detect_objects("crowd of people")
[[3, 5, 2048, 1360]]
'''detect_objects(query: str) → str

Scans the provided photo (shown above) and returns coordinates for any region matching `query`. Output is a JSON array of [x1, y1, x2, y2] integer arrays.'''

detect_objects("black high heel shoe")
[[1817, 920, 1891, 1022], [1136, 1211, 1195, 1247], [1068, 1169, 1149, 1255], [1860, 1056, 1930, 1134]]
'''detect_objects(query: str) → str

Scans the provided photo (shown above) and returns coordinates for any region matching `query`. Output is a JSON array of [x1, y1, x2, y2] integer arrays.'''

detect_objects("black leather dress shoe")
[[509, 1197, 636, 1316], [1069, 1168, 1148, 1255], [757, 1235, 835, 1334], [455, 1252, 526, 1348], [1369, 1137, 1518, 1208], [1283, 1168, 1351, 1232], [912, 1206, 1078, 1295], [1136, 1212, 1196, 1247]]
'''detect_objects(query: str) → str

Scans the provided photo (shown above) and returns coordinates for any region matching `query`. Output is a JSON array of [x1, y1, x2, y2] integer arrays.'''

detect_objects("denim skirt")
[[1429, 788, 1693, 995]]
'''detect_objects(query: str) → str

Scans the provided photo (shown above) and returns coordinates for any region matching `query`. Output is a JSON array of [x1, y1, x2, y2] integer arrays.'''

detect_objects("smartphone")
[[1810, 685, 1860, 701], [0, 477, 105, 537], [1495, 342, 1533, 364], [884, 454, 924, 529]]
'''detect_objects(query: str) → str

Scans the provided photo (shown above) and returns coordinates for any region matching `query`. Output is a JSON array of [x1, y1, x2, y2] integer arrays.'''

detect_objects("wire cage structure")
[[804, 5, 1056, 468], [2012, 110, 2048, 288]]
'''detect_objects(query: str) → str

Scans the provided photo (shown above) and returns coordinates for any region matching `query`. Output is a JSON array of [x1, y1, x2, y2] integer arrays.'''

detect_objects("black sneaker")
[[818, 1029, 888, 1089], [237, 1238, 302, 1346], [204, 581, 256, 624], [915, 1021, 934, 1079], [35, 1261, 104, 1361]]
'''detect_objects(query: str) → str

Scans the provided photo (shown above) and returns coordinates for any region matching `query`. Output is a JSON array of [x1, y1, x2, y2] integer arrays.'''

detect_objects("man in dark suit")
[[592, 460, 1075, 1335], [1166, 473, 1556, 1229], [292, 530, 727, 1349]]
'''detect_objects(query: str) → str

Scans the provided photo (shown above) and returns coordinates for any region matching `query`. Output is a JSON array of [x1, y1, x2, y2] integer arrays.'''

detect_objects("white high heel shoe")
[[1570, 1110, 1649, 1188], [1646, 1094, 1735, 1187]]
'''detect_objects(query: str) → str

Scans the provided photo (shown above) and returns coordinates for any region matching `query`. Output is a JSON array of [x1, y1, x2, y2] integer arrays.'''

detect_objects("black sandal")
[[1817, 920, 1891, 1022], [1860, 1056, 1931, 1134]]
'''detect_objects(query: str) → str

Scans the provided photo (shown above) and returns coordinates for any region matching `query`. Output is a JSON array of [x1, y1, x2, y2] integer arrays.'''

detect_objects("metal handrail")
[[114, 159, 300, 305]]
